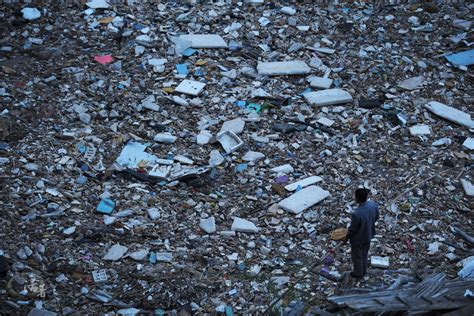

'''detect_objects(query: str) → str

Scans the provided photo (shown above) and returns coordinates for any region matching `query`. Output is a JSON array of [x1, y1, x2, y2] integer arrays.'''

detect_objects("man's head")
[[355, 188, 369, 204]]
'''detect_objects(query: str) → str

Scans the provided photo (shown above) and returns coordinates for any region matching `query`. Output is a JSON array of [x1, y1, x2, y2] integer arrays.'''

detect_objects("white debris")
[[103, 244, 128, 261], [315, 47, 335, 54], [178, 34, 228, 48], [428, 242, 441, 255], [227, 253, 238, 261], [63, 227, 76, 235], [409, 125, 431, 136], [284, 176, 323, 192], [25, 163, 39, 171], [21, 8, 41, 20], [148, 58, 167, 72], [424, 101, 474, 129], [175, 79, 206, 96], [209, 150, 225, 166], [141, 95, 159, 111], [174, 155, 193, 165], [248, 264, 261, 277], [431, 137, 451, 147], [172, 95, 189, 106], [116, 142, 160, 168], [458, 260, 474, 279], [129, 250, 149, 261], [303, 89, 353, 106], [371, 256, 390, 268], [463, 138, 474, 150], [86, 0, 110, 9], [280, 6, 296, 15], [270, 164, 294, 174], [460, 179, 474, 197], [317, 117, 335, 127], [231, 217, 259, 233], [136, 35, 151, 43], [242, 151, 265, 162], [399, 76, 425, 90], [224, 22, 242, 33], [147, 208, 161, 220], [117, 308, 140, 316], [217, 131, 244, 154], [155, 252, 173, 262], [149, 165, 171, 178], [271, 276, 290, 289], [278, 185, 330, 214], [220, 118, 245, 134], [197, 130, 213, 145], [257, 61, 311, 76], [154, 133, 177, 143], [200, 217, 216, 234], [310, 76, 333, 89]]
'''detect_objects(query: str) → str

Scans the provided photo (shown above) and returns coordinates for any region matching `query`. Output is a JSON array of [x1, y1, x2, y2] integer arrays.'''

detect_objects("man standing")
[[344, 188, 379, 278]]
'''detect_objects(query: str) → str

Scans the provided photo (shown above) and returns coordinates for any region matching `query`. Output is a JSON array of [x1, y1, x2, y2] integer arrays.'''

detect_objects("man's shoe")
[[350, 272, 363, 279]]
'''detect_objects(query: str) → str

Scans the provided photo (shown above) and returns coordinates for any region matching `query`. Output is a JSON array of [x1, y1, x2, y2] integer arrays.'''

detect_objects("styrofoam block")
[[424, 101, 474, 129], [303, 89, 353, 106], [231, 217, 259, 233], [178, 34, 228, 48], [463, 137, 474, 150], [257, 61, 311, 76], [278, 185, 330, 214], [371, 256, 390, 268], [284, 176, 323, 192], [175, 79, 206, 96], [310, 76, 333, 89], [409, 125, 431, 136]]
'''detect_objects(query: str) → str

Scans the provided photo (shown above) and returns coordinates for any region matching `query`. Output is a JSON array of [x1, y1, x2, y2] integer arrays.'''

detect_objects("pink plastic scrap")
[[94, 54, 113, 64]]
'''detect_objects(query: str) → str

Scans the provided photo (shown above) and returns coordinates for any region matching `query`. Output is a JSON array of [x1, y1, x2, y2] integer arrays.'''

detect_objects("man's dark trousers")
[[351, 243, 370, 277]]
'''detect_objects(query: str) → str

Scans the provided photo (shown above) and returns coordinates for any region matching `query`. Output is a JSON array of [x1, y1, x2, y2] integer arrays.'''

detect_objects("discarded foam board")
[[242, 151, 265, 161], [371, 256, 390, 268], [303, 89, 353, 106], [281, 6, 296, 15], [409, 124, 431, 136], [460, 179, 474, 197], [278, 185, 330, 214], [103, 244, 128, 261], [175, 79, 206, 96], [317, 117, 335, 127], [200, 217, 216, 234], [231, 217, 259, 233], [257, 61, 311, 76], [463, 137, 474, 150], [284, 176, 323, 192], [445, 49, 474, 67], [154, 133, 177, 143], [270, 164, 294, 174], [86, 0, 110, 9], [398, 76, 425, 90], [220, 117, 245, 134], [424, 101, 474, 129], [216, 130, 244, 154], [310, 76, 333, 89], [178, 34, 228, 48], [115, 142, 159, 168]]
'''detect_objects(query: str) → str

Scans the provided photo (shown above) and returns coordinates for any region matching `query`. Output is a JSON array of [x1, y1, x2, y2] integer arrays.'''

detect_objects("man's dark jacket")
[[347, 200, 379, 245]]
